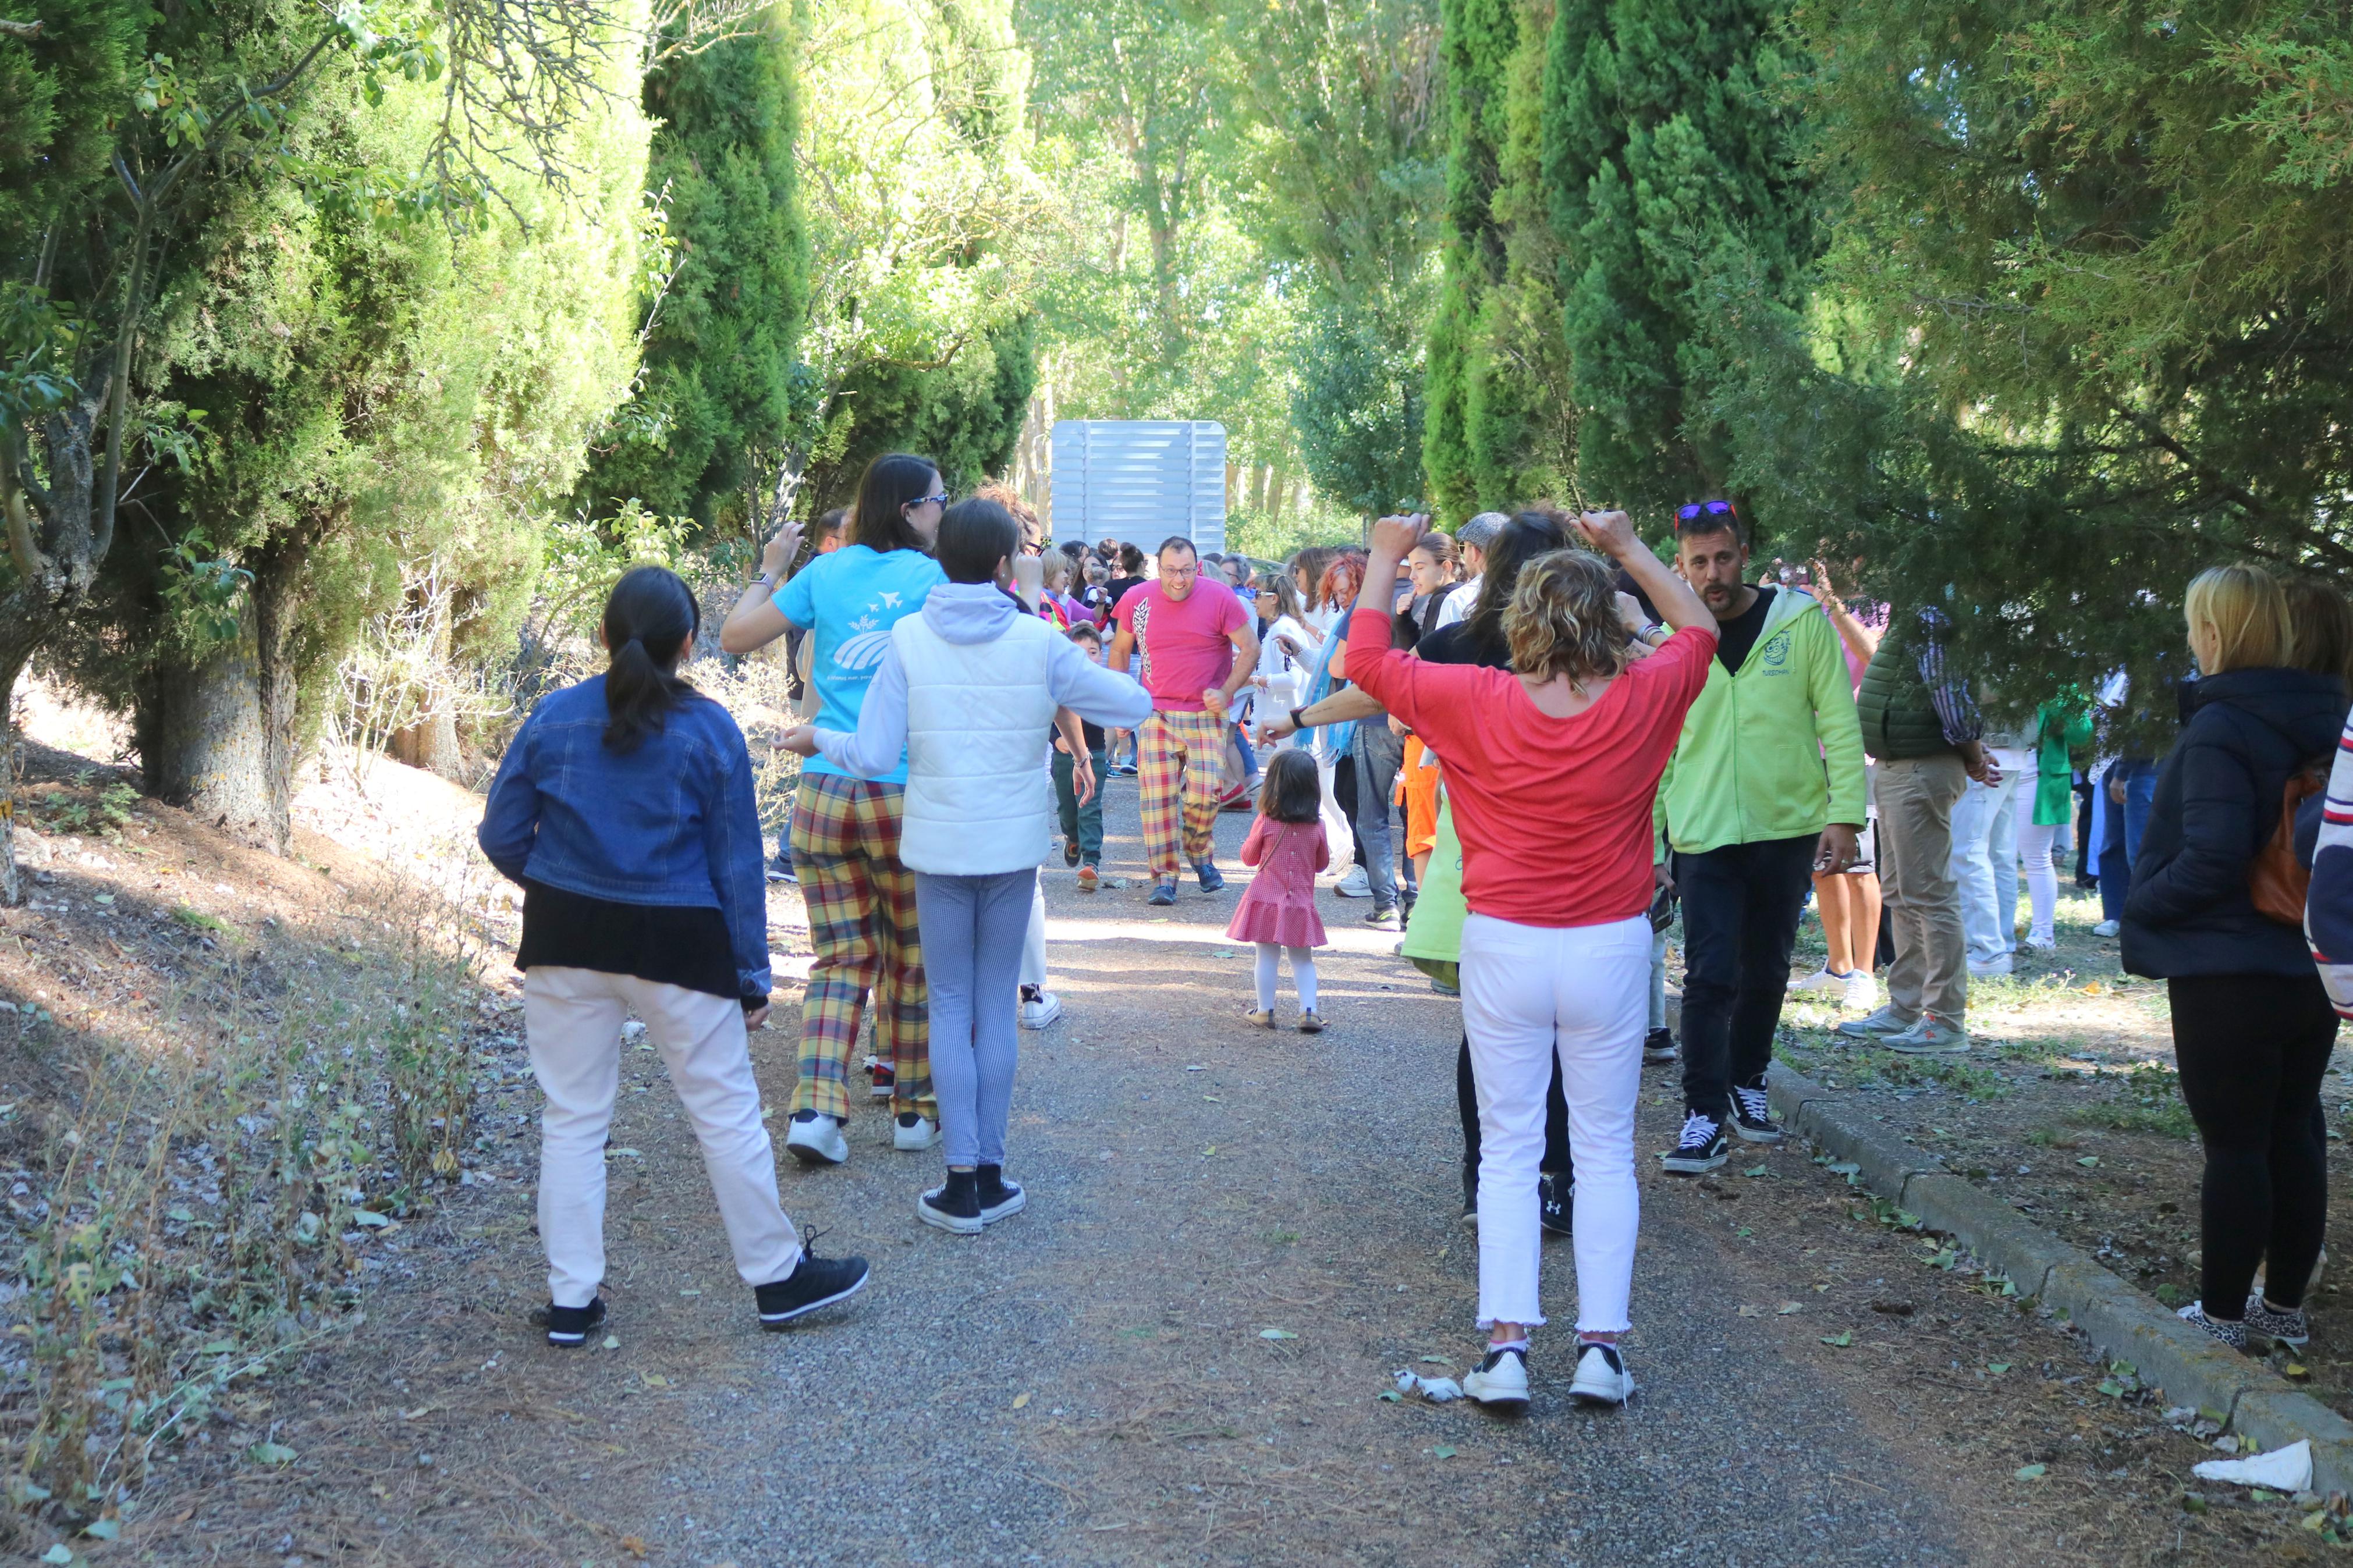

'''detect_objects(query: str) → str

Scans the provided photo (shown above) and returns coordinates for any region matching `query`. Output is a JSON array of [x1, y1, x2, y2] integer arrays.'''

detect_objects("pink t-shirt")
[[1116, 581, 1248, 712]]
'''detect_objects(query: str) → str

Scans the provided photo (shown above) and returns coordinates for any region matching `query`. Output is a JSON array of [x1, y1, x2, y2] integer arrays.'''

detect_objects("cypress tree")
[[1541, 0, 1810, 519], [1422, 0, 1517, 519], [579, 5, 810, 530]]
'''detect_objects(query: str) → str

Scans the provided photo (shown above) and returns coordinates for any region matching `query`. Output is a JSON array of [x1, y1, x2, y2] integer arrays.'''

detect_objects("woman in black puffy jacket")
[[2123, 564, 2344, 1354]]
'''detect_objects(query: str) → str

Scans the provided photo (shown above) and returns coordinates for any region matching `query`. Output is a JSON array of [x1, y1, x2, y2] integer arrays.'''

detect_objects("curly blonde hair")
[[1504, 549, 1626, 687]]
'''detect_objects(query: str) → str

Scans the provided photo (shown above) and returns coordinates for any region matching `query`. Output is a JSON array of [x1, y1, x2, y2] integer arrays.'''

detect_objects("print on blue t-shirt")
[[772, 544, 946, 784]]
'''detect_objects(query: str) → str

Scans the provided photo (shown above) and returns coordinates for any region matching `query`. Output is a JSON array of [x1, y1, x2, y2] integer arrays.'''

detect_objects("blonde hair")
[[1504, 549, 1626, 687], [2184, 564, 2290, 674]]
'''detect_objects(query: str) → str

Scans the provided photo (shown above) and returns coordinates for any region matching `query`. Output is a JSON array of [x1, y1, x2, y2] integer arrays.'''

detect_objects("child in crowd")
[[1057, 623, 1113, 891], [479, 567, 869, 1344], [783, 499, 1151, 1234], [1227, 748, 1330, 1032]]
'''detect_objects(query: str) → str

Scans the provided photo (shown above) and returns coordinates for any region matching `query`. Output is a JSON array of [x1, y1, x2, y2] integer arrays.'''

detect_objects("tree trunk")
[[0, 644, 30, 908], [249, 533, 312, 855], [139, 631, 272, 844], [388, 711, 462, 778]]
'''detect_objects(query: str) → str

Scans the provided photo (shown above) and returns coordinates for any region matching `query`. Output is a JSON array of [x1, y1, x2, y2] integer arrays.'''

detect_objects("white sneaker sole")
[[785, 1123, 849, 1165], [1660, 1148, 1728, 1175], [1463, 1375, 1529, 1411], [917, 1196, 984, 1235], [1570, 1371, 1635, 1406], [979, 1187, 1027, 1225], [1731, 1121, 1784, 1144], [1019, 998, 1063, 1030]]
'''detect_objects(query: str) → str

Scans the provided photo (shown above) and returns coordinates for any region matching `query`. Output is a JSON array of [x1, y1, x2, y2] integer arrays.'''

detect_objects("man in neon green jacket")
[[1651, 507, 1868, 1176]]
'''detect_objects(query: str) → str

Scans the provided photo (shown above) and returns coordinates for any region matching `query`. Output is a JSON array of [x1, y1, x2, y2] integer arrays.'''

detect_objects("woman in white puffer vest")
[[785, 497, 1152, 1234]]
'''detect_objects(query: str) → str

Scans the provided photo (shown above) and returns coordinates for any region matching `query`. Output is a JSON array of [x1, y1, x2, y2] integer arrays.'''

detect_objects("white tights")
[[1254, 943, 1318, 1011], [2019, 821, 2060, 943]]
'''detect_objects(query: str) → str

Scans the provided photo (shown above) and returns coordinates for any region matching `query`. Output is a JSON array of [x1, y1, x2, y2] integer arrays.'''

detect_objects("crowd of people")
[[476, 449, 2353, 1413]]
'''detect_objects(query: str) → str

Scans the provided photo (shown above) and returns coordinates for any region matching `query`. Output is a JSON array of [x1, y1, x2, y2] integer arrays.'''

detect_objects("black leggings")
[[2169, 972, 2340, 1314], [1457, 1033, 1571, 1202]]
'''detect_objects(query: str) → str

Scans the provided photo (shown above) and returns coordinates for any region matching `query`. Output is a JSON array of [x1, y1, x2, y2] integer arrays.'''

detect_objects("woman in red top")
[[1347, 509, 1716, 1413]]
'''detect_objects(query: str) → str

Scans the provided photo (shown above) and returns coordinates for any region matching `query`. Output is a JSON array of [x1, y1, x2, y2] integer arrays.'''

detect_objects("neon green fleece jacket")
[[1658, 588, 1868, 855]]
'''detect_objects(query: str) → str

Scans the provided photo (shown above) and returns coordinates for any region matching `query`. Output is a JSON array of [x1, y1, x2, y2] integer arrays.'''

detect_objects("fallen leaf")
[[1819, 1331, 1854, 1348], [620, 1538, 650, 1560], [2286, 1362, 2312, 1379], [246, 1441, 297, 1466], [1432, 1445, 1457, 1460], [2076, 1155, 2100, 1168], [2015, 1463, 2046, 1481], [1417, 1354, 1456, 1367], [1777, 1302, 1802, 1315], [602, 1336, 620, 1350], [1988, 1362, 2011, 1374], [1376, 1389, 1402, 1403], [1737, 1305, 1764, 1317], [1260, 1328, 1298, 1341], [1012, 1391, 1032, 1409], [639, 1372, 670, 1389]]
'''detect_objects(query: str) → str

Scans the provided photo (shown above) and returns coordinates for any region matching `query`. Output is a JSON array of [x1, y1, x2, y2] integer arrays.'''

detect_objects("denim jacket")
[[478, 675, 771, 998]]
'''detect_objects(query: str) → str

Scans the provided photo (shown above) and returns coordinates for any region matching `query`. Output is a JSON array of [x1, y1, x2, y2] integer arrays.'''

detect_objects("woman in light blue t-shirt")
[[720, 454, 948, 1170]]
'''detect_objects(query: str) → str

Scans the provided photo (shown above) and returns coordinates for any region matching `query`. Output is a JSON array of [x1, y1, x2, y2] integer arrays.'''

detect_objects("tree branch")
[[0, 15, 41, 37]]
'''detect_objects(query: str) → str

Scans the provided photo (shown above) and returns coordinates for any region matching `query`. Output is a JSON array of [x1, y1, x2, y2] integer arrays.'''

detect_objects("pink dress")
[[1226, 817, 1329, 948]]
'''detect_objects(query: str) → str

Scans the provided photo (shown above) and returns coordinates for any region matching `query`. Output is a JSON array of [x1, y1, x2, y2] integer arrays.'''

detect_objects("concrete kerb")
[[1765, 1060, 2353, 1494]]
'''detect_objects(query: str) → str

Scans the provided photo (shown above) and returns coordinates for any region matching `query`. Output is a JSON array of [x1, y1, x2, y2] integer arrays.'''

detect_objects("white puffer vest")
[[895, 608, 1059, 876]]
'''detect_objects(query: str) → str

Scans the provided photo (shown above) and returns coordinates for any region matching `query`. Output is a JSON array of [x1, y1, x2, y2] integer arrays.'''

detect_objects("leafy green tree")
[[1711, 0, 2353, 734], [576, 4, 809, 532], [1541, 0, 1811, 518], [1422, 0, 1517, 517]]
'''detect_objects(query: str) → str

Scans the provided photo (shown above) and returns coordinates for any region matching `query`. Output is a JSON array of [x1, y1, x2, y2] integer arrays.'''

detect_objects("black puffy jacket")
[[2122, 666, 2348, 979]]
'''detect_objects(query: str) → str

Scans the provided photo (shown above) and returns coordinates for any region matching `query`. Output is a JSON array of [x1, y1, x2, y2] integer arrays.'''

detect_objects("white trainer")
[[1018, 990, 1063, 1030], [892, 1112, 941, 1151], [1463, 1346, 1529, 1411], [784, 1111, 849, 1165], [2092, 919, 2121, 938], [1841, 970, 1880, 1012], [1568, 1341, 1635, 1406], [1787, 966, 1848, 995], [1335, 867, 1371, 898], [1967, 953, 2014, 977]]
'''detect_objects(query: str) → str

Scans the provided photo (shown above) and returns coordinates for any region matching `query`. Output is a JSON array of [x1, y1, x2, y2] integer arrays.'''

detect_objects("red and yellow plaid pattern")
[[1138, 709, 1227, 877], [789, 773, 932, 1122]]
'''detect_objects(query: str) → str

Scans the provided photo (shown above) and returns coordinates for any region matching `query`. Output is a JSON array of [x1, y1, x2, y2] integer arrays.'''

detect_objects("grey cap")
[[1457, 511, 1509, 550]]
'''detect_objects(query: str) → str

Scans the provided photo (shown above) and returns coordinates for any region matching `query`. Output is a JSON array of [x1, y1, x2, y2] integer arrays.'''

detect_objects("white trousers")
[[524, 967, 802, 1308], [2018, 819, 2061, 943], [1461, 912, 1651, 1333], [1949, 747, 2026, 963]]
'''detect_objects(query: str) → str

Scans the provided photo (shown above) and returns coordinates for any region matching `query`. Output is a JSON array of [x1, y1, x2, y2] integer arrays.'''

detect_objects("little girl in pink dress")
[[1227, 749, 1330, 1032]]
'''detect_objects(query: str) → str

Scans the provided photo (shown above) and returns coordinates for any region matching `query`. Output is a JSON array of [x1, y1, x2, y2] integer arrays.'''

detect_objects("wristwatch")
[[1290, 706, 1309, 731]]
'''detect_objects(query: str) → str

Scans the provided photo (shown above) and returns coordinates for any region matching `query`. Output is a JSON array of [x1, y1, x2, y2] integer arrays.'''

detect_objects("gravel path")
[[125, 778, 2295, 1567]]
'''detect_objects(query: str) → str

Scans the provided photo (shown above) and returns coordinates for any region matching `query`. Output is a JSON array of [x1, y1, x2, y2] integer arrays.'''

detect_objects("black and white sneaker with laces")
[[2175, 1300, 2248, 1352], [1463, 1346, 1529, 1410], [535, 1297, 606, 1347], [1642, 1028, 1678, 1064], [1660, 1110, 1729, 1174], [754, 1241, 871, 1328], [918, 1170, 984, 1235], [1538, 1173, 1573, 1238], [2242, 1292, 2311, 1347], [1730, 1083, 1784, 1143], [1568, 1341, 1635, 1406], [975, 1165, 1027, 1225]]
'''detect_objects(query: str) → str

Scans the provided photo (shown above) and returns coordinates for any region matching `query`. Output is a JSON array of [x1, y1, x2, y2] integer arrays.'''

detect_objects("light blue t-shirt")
[[773, 544, 946, 784]]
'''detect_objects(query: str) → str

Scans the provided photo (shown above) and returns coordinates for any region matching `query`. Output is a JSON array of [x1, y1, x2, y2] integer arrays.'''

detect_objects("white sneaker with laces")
[[784, 1111, 849, 1165], [1967, 953, 2014, 977], [1841, 970, 1879, 1012], [1787, 966, 1848, 995], [892, 1112, 941, 1151], [1335, 867, 1371, 898], [2020, 933, 2057, 952], [1568, 1342, 1635, 1406], [1463, 1346, 1529, 1411], [1019, 990, 1063, 1030], [2092, 919, 2121, 938]]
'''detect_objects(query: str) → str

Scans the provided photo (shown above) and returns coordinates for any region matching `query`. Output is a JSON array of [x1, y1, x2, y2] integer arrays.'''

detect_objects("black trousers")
[[1676, 834, 1819, 1116], [2170, 972, 2339, 1314], [1458, 1033, 1570, 1201]]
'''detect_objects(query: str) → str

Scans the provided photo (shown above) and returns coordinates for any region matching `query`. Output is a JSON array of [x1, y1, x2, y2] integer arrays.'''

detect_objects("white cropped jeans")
[[524, 967, 803, 1309], [1460, 912, 1651, 1334]]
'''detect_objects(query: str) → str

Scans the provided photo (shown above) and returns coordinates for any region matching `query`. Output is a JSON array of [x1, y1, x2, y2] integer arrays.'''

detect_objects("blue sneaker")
[[1147, 880, 1178, 906], [1194, 859, 1226, 893]]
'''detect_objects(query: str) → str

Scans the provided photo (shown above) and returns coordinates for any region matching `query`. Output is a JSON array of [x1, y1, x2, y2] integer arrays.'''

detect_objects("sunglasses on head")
[[1676, 499, 1734, 525]]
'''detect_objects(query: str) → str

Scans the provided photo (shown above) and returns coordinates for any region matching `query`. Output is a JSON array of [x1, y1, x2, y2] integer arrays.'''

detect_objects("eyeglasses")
[[1676, 499, 1734, 526]]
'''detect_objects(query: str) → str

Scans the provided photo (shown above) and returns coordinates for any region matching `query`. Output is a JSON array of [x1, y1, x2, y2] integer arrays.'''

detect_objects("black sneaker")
[[1363, 904, 1401, 931], [1539, 1174, 1573, 1238], [1660, 1110, 1729, 1174], [918, 1169, 984, 1235], [536, 1297, 606, 1348], [1147, 879, 1178, 906], [754, 1243, 871, 1328], [1400, 888, 1417, 918], [1642, 1028, 1678, 1063], [1064, 840, 1082, 867], [976, 1164, 1027, 1225], [1730, 1083, 1784, 1144], [1194, 859, 1226, 893]]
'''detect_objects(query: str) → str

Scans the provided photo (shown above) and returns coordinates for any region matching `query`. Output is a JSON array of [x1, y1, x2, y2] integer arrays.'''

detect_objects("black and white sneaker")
[[1539, 1174, 1573, 1238], [1660, 1111, 1729, 1174], [2177, 1300, 2249, 1353], [869, 1064, 896, 1100], [976, 1165, 1027, 1225], [1568, 1341, 1635, 1406], [785, 1109, 849, 1165], [535, 1297, 606, 1347], [754, 1243, 871, 1328], [918, 1172, 984, 1235], [2242, 1292, 2311, 1347], [1463, 1346, 1529, 1411], [1642, 1028, 1678, 1064], [1730, 1084, 1784, 1144]]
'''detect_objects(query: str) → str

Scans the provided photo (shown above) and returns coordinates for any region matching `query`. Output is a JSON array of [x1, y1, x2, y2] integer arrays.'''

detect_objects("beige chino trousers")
[[1873, 754, 1971, 1023]]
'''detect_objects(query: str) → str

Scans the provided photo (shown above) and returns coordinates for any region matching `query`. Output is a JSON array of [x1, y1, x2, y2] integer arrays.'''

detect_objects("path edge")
[[1766, 1061, 2353, 1494]]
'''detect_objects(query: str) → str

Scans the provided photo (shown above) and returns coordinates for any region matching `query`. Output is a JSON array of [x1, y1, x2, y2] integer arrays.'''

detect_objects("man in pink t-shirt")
[[1109, 537, 1260, 903]]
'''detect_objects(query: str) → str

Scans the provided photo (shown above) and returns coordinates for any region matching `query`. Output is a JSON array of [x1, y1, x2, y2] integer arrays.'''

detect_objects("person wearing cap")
[[1433, 512, 1508, 631]]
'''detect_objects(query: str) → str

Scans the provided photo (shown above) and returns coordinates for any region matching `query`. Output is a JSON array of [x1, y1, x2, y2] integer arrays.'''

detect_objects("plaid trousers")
[[1138, 709, 1227, 877], [789, 773, 932, 1122]]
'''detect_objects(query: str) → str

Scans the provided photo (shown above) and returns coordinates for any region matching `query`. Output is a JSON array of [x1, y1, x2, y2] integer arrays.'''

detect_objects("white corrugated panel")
[[1048, 420, 1227, 555]]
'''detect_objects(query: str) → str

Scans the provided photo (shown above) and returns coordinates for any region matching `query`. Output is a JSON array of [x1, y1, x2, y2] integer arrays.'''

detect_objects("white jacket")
[[815, 583, 1153, 876]]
